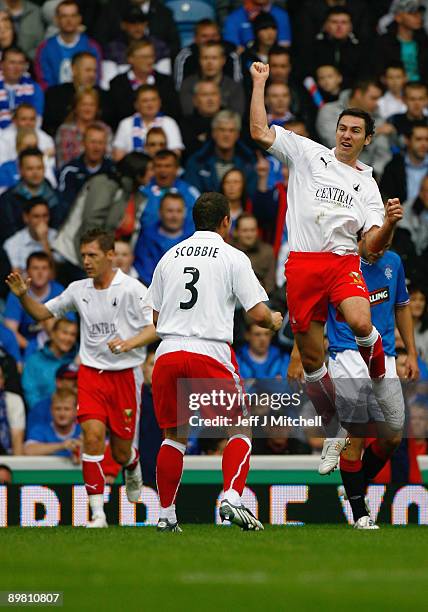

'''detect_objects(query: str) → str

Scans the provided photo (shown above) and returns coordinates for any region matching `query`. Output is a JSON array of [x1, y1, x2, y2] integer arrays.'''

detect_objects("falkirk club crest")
[[123, 408, 133, 423]]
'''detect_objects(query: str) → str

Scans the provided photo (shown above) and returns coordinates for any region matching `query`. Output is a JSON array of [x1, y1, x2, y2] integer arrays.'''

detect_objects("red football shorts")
[[77, 365, 142, 439], [152, 348, 245, 429], [285, 251, 369, 334]]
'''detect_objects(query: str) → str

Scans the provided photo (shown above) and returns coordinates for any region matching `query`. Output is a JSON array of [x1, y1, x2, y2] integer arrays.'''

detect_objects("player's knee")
[[300, 351, 324, 373], [83, 430, 104, 455], [381, 433, 402, 455], [111, 446, 130, 465]]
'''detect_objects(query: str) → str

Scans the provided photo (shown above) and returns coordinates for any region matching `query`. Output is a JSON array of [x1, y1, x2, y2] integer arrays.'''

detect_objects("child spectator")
[[315, 64, 343, 104], [113, 239, 138, 279]]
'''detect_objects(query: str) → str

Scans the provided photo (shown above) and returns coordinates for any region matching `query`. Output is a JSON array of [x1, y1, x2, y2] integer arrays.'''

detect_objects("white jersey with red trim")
[[145, 231, 268, 345], [267, 125, 385, 255], [45, 269, 152, 370]]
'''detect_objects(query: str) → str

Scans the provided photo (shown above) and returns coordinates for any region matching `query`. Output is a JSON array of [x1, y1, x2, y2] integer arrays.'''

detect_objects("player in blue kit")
[[324, 242, 419, 528]]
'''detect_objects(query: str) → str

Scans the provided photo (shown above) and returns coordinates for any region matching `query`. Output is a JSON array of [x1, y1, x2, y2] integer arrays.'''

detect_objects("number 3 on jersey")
[[180, 267, 200, 310]]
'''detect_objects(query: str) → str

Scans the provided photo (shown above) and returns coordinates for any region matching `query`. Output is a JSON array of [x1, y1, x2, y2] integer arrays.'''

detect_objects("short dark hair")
[[195, 18, 219, 32], [26, 251, 52, 269], [383, 61, 406, 74], [193, 192, 230, 231], [56, 0, 80, 16], [350, 78, 381, 98], [160, 192, 185, 208], [52, 317, 77, 333], [18, 147, 43, 166], [1, 46, 26, 62], [72, 51, 97, 66], [405, 121, 428, 138], [236, 212, 258, 230], [23, 198, 49, 214], [268, 45, 291, 60], [116, 151, 152, 183], [325, 6, 352, 19], [13, 103, 36, 119], [337, 108, 375, 137], [80, 228, 115, 252], [154, 149, 179, 164], [403, 81, 428, 96], [135, 83, 160, 99], [200, 40, 225, 56]]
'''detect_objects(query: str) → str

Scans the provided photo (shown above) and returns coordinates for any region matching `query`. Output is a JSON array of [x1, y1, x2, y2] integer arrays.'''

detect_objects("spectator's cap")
[[393, 0, 425, 14], [56, 363, 79, 380], [122, 6, 148, 23], [252, 12, 278, 34]]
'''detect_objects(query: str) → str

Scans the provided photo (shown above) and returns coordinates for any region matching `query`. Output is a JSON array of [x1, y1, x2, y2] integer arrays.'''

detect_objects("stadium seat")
[[165, 1, 215, 47]]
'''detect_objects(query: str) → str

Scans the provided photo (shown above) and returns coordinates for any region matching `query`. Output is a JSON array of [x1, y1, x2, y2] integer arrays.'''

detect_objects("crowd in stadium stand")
[[0, 0, 428, 483]]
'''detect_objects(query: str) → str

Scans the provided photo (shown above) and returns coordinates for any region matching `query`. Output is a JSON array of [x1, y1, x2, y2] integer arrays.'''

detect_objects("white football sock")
[[160, 504, 177, 523], [89, 494, 105, 518], [223, 488, 241, 506]]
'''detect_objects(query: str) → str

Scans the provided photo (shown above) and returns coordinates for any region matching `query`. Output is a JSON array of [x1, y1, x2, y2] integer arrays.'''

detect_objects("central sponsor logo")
[[88, 322, 117, 336], [369, 287, 390, 305], [315, 185, 355, 209]]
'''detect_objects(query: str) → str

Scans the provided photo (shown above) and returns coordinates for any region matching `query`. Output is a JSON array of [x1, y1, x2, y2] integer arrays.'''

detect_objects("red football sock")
[[304, 367, 336, 425], [156, 440, 185, 509], [82, 453, 105, 496], [356, 329, 386, 379], [222, 436, 252, 495]]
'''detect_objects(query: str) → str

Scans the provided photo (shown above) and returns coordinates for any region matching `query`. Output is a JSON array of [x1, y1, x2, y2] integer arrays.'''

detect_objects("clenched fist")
[[250, 62, 270, 83], [385, 198, 403, 225]]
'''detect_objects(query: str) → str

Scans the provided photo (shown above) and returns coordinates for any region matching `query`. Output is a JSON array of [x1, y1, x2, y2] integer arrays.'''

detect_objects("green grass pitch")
[[2, 525, 427, 611]]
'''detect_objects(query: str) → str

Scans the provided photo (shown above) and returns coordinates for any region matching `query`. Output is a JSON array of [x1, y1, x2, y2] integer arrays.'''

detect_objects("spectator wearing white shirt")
[[0, 364, 25, 455], [0, 103, 55, 164], [112, 83, 184, 161], [378, 62, 408, 121], [3, 198, 57, 272]]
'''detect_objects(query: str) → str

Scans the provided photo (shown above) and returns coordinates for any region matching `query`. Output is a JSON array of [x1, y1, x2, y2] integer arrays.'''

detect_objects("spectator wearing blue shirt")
[[0, 47, 44, 129], [24, 387, 81, 458], [27, 362, 78, 430], [141, 149, 199, 232], [134, 192, 192, 286], [22, 317, 78, 408], [184, 110, 257, 197], [223, 1, 291, 51], [0, 323, 21, 365], [34, 0, 101, 90], [4, 252, 65, 352], [237, 323, 290, 379]]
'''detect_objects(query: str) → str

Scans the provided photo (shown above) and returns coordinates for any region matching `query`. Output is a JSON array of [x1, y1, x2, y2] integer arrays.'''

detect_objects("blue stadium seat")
[[165, 1, 216, 48]]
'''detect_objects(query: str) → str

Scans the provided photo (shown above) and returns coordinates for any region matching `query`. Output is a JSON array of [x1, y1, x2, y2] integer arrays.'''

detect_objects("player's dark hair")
[[23, 198, 49, 214], [18, 147, 43, 166], [0, 464, 12, 477], [80, 228, 115, 252], [193, 192, 230, 231], [337, 108, 375, 137], [26, 251, 52, 269]]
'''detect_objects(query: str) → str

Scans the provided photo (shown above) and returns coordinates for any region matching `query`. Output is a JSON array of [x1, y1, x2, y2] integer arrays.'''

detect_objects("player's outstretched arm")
[[5, 272, 53, 321], [108, 324, 158, 354], [250, 62, 276, 150], [364, 198, 403, 254], [247, 302, 283, 332]]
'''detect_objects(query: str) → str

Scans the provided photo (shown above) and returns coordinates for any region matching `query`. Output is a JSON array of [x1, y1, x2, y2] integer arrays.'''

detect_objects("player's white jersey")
[[267, 125, 385, 255], [45, 269, 152, 370], [145, 231, 268, 344]]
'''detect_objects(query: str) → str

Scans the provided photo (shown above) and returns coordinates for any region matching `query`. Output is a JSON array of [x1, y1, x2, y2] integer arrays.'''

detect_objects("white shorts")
[[328, 350, 397, 423]]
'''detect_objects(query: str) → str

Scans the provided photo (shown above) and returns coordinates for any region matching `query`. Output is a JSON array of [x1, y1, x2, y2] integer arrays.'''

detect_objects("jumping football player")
[[289, 239, 419, 528], [250, 61, 405, 467], [110, 192, 283, 532], [6, 229, 155, 528]]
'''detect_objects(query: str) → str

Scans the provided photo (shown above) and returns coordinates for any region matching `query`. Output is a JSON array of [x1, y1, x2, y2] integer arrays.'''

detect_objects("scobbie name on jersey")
[[174, 245, 219, 259]]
